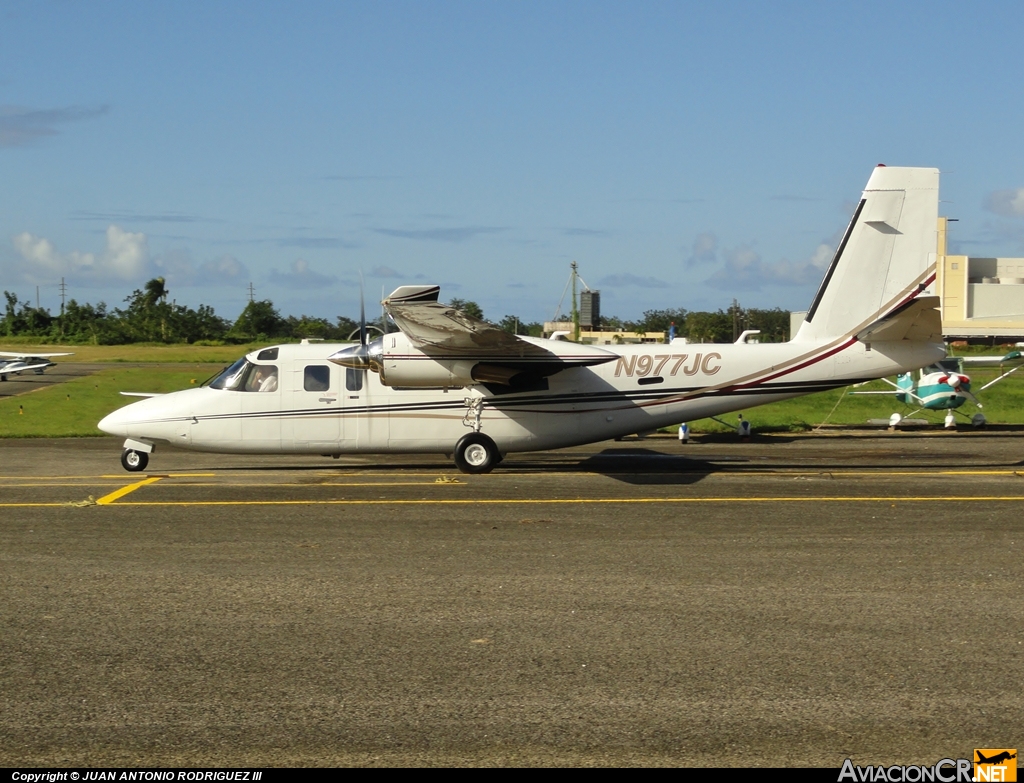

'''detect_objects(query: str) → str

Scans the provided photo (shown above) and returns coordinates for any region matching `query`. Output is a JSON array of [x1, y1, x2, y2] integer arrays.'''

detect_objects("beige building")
[[936, 217, 1024, 341], [542, 321, 666, 344]]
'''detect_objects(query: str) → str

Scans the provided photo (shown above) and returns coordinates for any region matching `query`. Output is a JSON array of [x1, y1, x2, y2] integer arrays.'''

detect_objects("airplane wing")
[[383, 285, 616, 373], [119, 392, 165, 398], [0, 351, 74, 359], [959, 350, 1024, 366]]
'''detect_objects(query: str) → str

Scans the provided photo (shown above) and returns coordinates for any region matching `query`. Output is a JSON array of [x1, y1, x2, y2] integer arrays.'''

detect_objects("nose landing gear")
[[121, 448, 149, 472]]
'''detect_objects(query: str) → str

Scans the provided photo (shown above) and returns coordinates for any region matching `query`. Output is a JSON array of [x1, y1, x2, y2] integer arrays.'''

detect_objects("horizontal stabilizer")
[[855, 296, 941, 343]]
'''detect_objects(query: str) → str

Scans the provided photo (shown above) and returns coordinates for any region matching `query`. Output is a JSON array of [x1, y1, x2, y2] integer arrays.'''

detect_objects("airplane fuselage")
[[99, 337, 945, 456]]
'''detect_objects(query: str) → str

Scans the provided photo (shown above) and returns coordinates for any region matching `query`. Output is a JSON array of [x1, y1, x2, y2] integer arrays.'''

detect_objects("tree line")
[[3, 279, 790, 345]]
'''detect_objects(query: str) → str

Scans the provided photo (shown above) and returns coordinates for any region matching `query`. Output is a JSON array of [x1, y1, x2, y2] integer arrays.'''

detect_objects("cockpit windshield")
[[208, 358, 279, 392], [209, 358, 249, 390]]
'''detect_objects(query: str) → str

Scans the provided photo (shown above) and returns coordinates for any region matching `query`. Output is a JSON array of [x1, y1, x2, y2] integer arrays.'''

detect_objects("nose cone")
[[329, 337, 383, 371], [98, 391, 193, 439], [328, 344, 370, 370], [98, 405, 130, 436]]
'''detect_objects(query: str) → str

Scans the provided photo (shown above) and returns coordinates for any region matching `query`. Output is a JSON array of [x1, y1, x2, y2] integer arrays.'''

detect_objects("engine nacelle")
[[376, 332, 476, 388], [333, 330, 615, 388]]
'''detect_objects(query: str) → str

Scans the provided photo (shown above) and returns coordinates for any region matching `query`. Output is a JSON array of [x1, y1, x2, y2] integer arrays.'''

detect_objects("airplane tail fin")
[[794, 166, 939, 343]]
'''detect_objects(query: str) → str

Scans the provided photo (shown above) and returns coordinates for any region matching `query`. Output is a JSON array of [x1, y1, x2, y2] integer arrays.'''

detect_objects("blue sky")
[[3, 0, 1024, 326]]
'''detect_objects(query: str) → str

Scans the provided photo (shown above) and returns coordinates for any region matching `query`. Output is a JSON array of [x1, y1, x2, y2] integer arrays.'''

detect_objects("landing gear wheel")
[[454, 433, 499, 474], [121, 449, 149, 472]]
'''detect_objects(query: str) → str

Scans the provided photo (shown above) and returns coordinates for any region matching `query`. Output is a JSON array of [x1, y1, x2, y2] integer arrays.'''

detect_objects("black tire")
[[453, 433, 499, 474], [121, 449, 149, 472]]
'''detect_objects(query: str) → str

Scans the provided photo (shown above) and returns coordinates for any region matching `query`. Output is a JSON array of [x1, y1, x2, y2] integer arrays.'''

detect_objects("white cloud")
[[704, 243, 830, 292], [268, 258, 338, 289], [198, 254, 248, 285], [986, 189, 1024, 218], [10, 225, 149, 284], [156, 249, 249, 287], [0, 104, 109, 148], [685, 232, 718, 268], [810, 242, 833, 269], [598, 273, 669, 288]]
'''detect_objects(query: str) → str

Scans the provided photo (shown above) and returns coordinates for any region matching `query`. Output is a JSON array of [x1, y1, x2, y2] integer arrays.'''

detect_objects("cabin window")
[[346, 367, 363, 392], [304, 365, 331, 392], [244, 364, 278, 392], [257, 347, 279, 361]]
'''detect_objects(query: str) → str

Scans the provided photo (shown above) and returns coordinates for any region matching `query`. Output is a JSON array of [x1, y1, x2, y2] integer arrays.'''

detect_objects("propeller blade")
[[359, 272, 367, 348]]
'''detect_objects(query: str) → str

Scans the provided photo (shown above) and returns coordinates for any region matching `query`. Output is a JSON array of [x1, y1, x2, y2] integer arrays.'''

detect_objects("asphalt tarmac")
[[0, 363, 105, 398], [2, 433, 1021, 767]]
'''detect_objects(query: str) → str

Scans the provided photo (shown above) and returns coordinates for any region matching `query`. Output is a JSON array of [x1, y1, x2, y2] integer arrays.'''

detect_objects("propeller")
[[359, 272, 367, 350], [327, 274, 381, 372]]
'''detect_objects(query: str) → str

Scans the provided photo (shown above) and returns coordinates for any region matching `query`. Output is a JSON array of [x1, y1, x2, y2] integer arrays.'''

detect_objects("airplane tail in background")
[[794, 166, 939, 343]]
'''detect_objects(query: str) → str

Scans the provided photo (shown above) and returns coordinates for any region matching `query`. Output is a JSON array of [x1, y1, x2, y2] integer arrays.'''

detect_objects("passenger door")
[[283, 362, 342, 450]]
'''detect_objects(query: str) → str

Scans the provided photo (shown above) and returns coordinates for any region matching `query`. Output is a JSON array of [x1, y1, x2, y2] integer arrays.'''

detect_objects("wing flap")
[[383, 286, 616, 369]]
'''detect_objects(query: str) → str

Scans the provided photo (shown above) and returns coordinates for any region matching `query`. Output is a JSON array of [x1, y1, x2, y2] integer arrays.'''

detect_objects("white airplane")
[[100, 165, 946, 473], [0, 351, 73, 381]]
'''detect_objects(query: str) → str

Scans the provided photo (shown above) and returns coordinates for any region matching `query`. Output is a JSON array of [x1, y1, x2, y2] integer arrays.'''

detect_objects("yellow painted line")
[[0, 503, 69, 507], [832, 470, 1024, 476], [0, 483, 130, 487], [101, 495, 1024, 507], [96, 476, 162, 505], [0, 469, 1021, 489], [0, 473, 217, 480], [4, 494, 1024, 509], [132, 481, 463, 488], [0, 475, 127, 480]]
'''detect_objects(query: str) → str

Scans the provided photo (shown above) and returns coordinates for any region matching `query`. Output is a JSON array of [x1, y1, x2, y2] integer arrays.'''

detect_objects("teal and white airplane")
[[856, 352, 1024, 428]]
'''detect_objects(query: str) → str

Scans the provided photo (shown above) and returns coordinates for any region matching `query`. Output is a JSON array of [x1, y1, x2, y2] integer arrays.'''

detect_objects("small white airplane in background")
[[0, 351, 73, 381], [100, 165, 947, 473]]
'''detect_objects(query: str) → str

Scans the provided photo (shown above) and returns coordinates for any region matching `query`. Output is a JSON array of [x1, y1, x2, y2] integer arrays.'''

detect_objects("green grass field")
[[3, 352, 1024, 438], [1, 364, 223, 437], [0, 342, 275, 364], [686, 364, 1024, 433]]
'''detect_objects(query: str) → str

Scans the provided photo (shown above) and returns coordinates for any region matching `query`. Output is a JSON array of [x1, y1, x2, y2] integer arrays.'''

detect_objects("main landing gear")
[[121, 448, 149, 472], [454, 432, 501, 474]]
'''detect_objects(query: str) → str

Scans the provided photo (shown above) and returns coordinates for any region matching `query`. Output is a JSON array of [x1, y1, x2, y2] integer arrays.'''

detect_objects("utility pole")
[[571, 261, 580, 342], [247, 282, 256, 303], [59, 277, 67, 338]]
